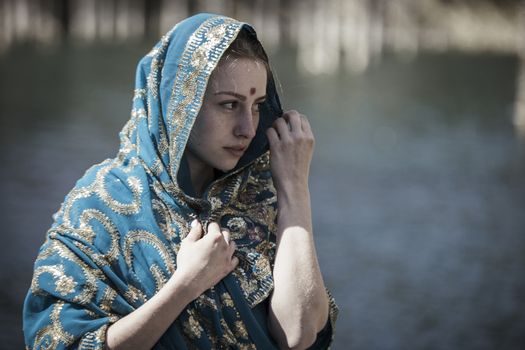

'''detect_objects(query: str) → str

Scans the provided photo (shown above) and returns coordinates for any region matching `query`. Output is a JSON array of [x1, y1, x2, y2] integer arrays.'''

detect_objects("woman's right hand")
[[174, 220, 239, 299], [106, 220, 236, 349]]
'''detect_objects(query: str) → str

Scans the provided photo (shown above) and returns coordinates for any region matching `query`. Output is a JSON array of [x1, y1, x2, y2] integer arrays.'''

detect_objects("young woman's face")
[[185, 57, 267, 173]]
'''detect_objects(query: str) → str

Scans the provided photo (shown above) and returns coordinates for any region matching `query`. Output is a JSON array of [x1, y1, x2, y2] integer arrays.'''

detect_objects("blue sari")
[[23, 13, 337, 349]]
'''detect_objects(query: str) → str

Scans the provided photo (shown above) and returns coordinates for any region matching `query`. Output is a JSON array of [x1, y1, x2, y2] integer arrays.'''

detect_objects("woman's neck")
[[184, 152, 214, 197]]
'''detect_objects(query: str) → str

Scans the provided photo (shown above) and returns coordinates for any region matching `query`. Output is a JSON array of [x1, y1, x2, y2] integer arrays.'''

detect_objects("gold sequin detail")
[[32, 302, 74, 349], [183, 311, 203, 339], [123, 229, 176, 275], [165, 17, 240, 180]]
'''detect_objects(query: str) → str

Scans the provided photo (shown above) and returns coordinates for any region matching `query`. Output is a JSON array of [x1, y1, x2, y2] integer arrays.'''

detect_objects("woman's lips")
[[224, 146, 246, 157]]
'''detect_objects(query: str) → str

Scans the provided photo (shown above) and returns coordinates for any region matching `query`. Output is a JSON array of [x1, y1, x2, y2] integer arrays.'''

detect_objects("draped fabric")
[[23, 13, 337, 349]]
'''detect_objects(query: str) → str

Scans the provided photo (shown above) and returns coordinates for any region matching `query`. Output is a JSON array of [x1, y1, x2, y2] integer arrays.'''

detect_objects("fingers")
[[207, 222, 236, 247], [205, 222, 224, 243], [283, 110, 302, 132], [300, 114, 312, 135], [190, 221, 238, 271], [266, 127, 279, 147], [230, 255, 239, 270], [228, 239, 237, 254], [207, 222, 220, 233], [269, 110, 310, 141], [186, 220, 203, 241], [222, 229, 231, 245], [272, 118, 291, 142], [223, 229, 238, 272], [212, 223, 238, 271]]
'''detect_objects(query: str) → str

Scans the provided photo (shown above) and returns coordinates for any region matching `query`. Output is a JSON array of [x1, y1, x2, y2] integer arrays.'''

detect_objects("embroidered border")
[[165, 16, 243, 180]]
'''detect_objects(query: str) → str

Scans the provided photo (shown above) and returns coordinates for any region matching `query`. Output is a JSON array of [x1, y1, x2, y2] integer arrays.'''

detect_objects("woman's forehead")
[[208, 58, 267, 92]]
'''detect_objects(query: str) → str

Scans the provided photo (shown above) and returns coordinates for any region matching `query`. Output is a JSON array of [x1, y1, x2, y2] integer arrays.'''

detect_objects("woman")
[[23, 13, 337, 349]]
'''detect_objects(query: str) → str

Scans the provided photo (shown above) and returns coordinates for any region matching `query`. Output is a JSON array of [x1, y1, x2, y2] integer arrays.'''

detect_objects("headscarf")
[[23, 13, 336, 349]]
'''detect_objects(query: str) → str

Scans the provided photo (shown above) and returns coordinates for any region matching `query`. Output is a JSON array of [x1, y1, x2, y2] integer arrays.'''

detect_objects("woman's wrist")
[[106, 270, 199, 349], [276, 182, 310, 208], [167, 271, 200, 304]]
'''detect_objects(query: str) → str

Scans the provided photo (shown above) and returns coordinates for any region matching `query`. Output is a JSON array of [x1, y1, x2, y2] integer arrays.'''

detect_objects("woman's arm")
[[105, 271, 195, 349], [105, 221, 238, 349], [266, 111, 329, 349]]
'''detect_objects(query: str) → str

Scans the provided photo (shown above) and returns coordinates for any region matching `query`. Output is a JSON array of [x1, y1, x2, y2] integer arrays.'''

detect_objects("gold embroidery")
[[234, 320, 250, 341], [55, 275, 77, 295], [133, 88, 147, 101], [123, 229, 176, 275], [150, 264, 168, 292], [78, 209, 120, 264], [226, 217, 248, 240], [131, 107, 147, 120], [78, 324, 109, 350], [94, 166, 142, 216], [183, 311, 203, 339], [195, 294, 219, 311], [152, 198, 184, 243], [61, 183, 98, 228], [124, 284, 147, 304], [220, 292, 235, 308], [147, 57, 162, 99], [219, 318, 237, 346], [165, 17, 240, 181], [31, 265, 77, 296], [32, 302, 74, 349], [99, 286, 118, 314], [31, 239, 100, 305]]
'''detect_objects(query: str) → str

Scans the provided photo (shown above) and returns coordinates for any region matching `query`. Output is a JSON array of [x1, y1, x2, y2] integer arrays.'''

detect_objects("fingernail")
[[191, 219, 198, 228]]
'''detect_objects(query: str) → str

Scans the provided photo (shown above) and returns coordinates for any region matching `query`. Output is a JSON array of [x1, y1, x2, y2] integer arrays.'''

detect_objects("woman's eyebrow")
[[213, 91, 246, 101], [214, 91, 267, 102]]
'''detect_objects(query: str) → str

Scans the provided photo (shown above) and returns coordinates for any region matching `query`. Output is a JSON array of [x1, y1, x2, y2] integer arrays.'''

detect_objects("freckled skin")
[[184, 58, 267, 194]]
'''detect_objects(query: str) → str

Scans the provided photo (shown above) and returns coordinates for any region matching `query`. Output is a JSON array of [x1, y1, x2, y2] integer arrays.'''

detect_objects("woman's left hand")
[[266, 110, 315, 194]]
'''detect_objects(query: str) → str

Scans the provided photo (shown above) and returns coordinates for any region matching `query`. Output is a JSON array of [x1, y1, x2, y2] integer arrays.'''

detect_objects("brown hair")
[[218, 28, 270, 76]]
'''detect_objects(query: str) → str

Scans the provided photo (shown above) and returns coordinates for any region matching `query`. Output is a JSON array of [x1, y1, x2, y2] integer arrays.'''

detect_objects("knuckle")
[[210, 231, 223, 242], [276, 118, 286, 127], [283, 136, 294, 144], [208, 222, 220, 231]]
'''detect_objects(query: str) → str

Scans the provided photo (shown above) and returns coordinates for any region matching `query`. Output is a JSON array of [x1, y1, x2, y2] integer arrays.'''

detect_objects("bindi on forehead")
[[250, 87, 256, 95]]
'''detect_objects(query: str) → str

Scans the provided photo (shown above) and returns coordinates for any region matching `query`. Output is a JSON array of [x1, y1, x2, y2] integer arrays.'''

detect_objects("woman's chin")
[[216, 160, 239, 173]]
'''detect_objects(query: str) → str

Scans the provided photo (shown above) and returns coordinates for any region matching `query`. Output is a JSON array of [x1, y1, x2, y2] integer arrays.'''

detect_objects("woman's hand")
[[175, 221, 239, 299], [266, 110, 315, 194], [106, 221, 237, 349]]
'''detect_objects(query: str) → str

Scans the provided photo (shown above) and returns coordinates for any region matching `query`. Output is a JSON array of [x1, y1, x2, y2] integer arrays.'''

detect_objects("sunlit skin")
[[106, 57, 329, 350], [184, 57, 267, 195]]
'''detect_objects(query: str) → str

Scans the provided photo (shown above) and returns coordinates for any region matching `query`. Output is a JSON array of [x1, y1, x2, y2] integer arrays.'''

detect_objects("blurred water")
[[1, 44, 524, 349]]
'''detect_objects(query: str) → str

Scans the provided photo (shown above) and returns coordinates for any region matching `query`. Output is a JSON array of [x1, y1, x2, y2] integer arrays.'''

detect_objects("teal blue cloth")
[[23, 13, 336, 349]]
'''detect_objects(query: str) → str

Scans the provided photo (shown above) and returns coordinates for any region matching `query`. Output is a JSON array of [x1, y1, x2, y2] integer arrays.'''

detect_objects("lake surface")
[[1, 43, 524, 349]]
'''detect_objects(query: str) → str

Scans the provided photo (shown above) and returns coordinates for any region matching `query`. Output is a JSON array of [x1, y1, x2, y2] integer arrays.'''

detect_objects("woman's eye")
[[254, 101, 266, 112], [221, 101, 237, 110]]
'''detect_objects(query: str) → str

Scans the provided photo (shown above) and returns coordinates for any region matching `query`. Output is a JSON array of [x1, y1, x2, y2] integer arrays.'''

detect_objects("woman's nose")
[[235, 109, 257, 139]]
